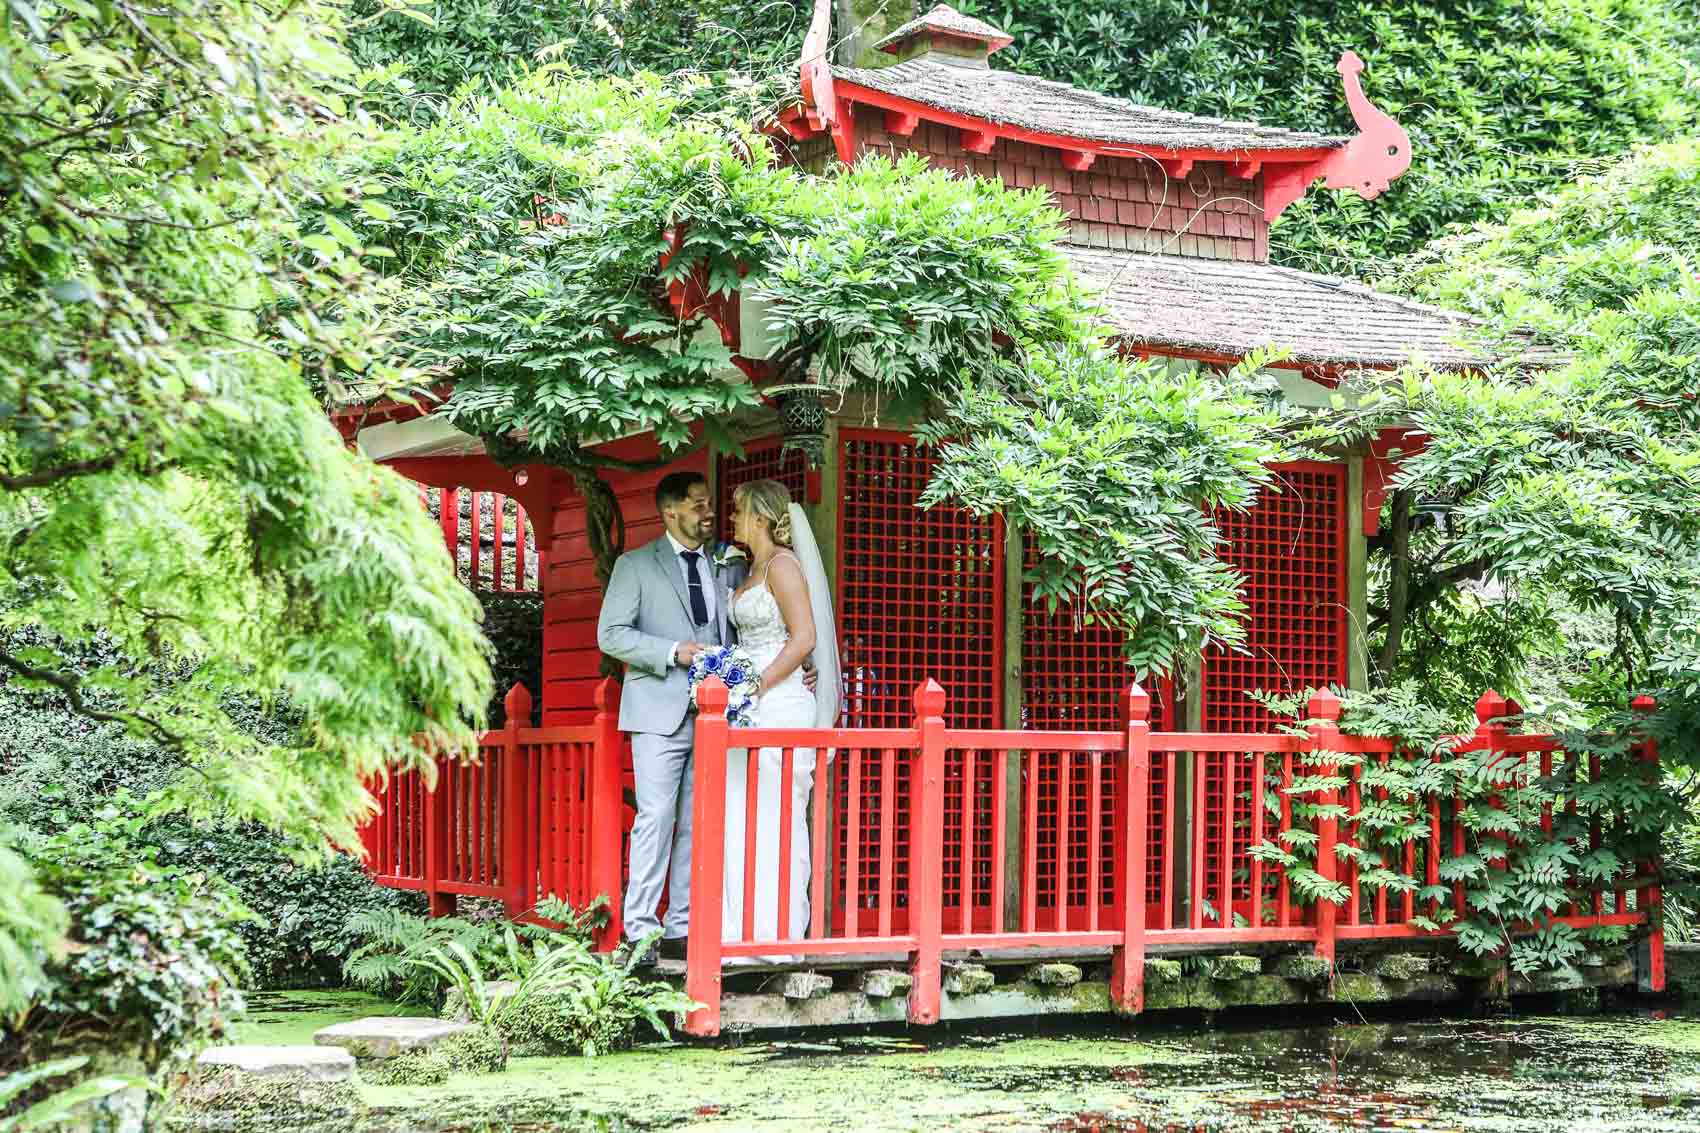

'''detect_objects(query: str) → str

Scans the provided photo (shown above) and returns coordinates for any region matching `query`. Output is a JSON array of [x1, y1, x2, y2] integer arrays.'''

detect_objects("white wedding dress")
[[722, 552, 817, 947]]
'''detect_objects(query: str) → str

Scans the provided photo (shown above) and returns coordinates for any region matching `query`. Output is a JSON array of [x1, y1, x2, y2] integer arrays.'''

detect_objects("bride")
[[722, 478, 839, 946]]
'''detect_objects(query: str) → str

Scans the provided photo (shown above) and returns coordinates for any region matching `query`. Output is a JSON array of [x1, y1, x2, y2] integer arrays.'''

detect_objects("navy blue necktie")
[[681, 549, 709, 626]]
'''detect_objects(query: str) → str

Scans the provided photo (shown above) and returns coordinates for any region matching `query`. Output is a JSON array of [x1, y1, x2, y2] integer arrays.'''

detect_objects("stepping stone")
[[1210, 954, 1262, 980], [777, 971, 833, 1001], [943, 964, 995, 995], [1144, 958, 1184, 984], [1373, 952, 1431, 981], [313, 1017, 474, 1060], [1025, 962, 1083, 988], [196, 1045, 355, 1082], [1274, 954, 1332, 984], [860, 969, 912, 998]]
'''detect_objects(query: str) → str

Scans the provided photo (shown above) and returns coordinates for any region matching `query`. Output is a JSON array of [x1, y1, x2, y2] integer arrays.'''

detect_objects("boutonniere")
[[712, 542, 747, 571]]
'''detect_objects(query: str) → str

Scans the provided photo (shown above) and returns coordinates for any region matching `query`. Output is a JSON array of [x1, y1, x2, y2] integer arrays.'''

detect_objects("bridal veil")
[[787, 502, 840, 731]]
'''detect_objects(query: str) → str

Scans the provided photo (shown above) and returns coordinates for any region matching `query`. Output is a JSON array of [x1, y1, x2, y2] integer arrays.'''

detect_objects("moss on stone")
[[497, 993, 633, 1057], [1210, 954, 1262, 980], [1143, 958, 1183, 984], [359, 1050, 450, 1087], [159, 1069, 363, 1132], [437, 1026, 508, 1074]]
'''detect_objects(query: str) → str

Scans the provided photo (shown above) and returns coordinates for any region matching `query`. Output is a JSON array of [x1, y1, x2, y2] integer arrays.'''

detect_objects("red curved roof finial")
[[1322, 51, 1411, 199], [1264, 50, 1412, 221], [800, 0, 837, 131]]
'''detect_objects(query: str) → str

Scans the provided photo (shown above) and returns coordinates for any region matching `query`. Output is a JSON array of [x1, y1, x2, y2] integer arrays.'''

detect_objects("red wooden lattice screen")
[[715, 439, 809, 542], [836, 431, 1004, 930], [1197, 461, 1347, 926], [1021, 537, 1176, 929]]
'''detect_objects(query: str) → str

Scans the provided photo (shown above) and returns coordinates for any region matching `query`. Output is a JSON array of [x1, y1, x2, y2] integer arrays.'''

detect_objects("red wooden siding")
[[540, 440, 708, 725], [849, 106, 1267, 262]]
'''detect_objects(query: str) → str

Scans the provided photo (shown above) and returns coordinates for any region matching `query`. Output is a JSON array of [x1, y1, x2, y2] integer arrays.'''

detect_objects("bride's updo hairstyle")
[[735, 479, 794, 548]]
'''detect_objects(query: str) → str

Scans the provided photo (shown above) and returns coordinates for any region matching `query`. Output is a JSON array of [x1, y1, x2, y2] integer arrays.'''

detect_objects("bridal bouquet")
[[687, 645, 759, 727]]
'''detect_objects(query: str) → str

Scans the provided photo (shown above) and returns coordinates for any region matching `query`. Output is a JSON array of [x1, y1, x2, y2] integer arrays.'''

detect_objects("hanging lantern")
[[776, 385, 828, 469]]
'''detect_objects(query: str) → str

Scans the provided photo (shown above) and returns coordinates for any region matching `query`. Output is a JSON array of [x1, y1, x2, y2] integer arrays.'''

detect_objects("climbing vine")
[[1246, 684, 1677, 973]]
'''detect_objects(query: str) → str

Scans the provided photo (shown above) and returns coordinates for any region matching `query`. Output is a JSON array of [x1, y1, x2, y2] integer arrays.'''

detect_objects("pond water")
[[242, 993, 1700, 1132]]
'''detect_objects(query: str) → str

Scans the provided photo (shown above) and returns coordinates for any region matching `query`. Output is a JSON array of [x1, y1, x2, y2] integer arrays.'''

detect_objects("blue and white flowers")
[[688, 645, 759, 727]]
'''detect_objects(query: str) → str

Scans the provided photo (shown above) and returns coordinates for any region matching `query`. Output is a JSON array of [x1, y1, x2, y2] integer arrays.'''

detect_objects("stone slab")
[[777, 971, 834, 1001], [943, 964, 995, 995], [196, 1045, 355, 1082], [860, 969, 913, 998], [1273, 954, 1332, 984], [1372, 952, 1431, 981], [1026, 962, 1083, 988], [1144, 958, 1183, 984], [313, 1017, 474, 1060], [1210, 954, 1262, 980]]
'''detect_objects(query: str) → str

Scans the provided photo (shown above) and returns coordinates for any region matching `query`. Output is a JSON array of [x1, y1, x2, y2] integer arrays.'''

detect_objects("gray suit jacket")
[[597, 536, 746, 735]]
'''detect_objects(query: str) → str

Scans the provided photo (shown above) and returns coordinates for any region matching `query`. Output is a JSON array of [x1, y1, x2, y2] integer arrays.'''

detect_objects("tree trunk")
[[1376, 489, 1414, 684]]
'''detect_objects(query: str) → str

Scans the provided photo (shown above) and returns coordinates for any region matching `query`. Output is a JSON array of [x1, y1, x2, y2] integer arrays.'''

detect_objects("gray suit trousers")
[[624, 714, 696, 942]]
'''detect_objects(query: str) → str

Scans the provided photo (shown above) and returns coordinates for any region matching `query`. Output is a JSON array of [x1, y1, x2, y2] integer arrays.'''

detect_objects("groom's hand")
[[801, 659, 818, 693], [674, 641, 707, 667]]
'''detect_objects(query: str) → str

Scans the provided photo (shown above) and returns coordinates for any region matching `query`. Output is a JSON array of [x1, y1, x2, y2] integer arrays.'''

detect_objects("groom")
[[597, 471, 739, 965]]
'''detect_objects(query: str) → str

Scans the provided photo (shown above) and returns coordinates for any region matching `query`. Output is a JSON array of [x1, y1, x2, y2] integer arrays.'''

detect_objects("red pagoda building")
[[348, 3, 1659, 1034]]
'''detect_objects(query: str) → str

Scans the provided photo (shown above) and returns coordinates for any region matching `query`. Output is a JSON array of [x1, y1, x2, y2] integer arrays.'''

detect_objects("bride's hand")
[[801, 659, 818, 693]]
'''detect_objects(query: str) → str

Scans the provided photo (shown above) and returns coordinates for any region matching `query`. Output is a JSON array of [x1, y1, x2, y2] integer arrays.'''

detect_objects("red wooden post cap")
[[913, 678, 947, 719], [1307, 687, 1342, 723], [697, 676, 730, 714], [1475, 689, 1507, 726], [504, 683, 533, 724], [1125, 683, 1150, 724]]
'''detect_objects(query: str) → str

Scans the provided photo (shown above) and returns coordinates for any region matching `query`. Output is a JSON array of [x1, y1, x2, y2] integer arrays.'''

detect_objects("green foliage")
[[1, 673, 422, 991], [347, 0, 808, 119], [0, 845, 66, 1028], [961, 0, 1700, 274], [1290, 142, 1700, 739], [1, 0, 493, 871], [495, 935, 697, 1056], [480, 592, 544, 725], [342, 898, 603, 1004], [14, 821, 251, 1065], [0, 1056, 138, 1133], [342, 71, 1283, 668], [919, 349, 1285, 677], [1247, 684, 1678, 971]]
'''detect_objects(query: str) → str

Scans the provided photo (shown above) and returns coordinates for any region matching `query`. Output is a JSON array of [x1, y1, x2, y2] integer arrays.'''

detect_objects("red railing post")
[[1308, 689, 1342, 969], [909, 679, 947, 1025], [1112, 683, 1150, 1014], [1633, 694, 1666, 993], [1474, 690, 1510, 875], [685, 678, 730, 1037], [590, 678, 625, 950], [501, 684, 534, 919], [425, 749, 455, 917]]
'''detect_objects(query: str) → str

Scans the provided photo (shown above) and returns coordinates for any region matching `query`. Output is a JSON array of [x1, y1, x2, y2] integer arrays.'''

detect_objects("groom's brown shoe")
[[658, 936, 689, 961]]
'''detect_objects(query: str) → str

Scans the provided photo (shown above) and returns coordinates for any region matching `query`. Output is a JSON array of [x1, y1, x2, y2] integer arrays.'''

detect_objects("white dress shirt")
[[665, 530, 715, 666]]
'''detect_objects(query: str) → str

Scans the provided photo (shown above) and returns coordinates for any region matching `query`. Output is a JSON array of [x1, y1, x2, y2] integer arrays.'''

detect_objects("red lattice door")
[[1198, 461, 1347, 928], [836, 431, 1005, 934], [1020, 534, 1177, 929]]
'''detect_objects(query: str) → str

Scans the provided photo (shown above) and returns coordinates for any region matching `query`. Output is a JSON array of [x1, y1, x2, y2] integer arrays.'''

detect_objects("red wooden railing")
[[415, 483, 543, 594], [360, 679, 625, 949], [680, 678, 1664, 1036], [359, 675, 1665, 1036]]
